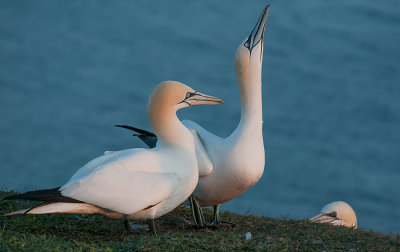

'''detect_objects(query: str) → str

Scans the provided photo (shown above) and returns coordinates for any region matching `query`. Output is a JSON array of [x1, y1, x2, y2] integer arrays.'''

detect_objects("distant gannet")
[[116, 4, 270, 227], [310, 201, 357, 228], [3, 81, 224, 235]]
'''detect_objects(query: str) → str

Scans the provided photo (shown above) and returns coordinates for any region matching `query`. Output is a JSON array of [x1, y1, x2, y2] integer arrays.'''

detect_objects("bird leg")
[[189, 195, 205, 229], [124, 219, 130, 231], [207, 204, 236, 227], [147, 219, 157, 235], [123, 219, 150, 233]]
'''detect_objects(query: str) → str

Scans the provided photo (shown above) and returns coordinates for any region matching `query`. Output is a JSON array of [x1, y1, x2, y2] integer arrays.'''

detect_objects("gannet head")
[[310, 201, 358, 228], [235, 4, 270, 84], [148, 81, 224, 144], [148, 81, 224, 113]]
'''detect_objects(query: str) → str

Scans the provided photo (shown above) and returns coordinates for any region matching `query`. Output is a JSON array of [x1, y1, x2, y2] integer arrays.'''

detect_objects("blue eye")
[[328, 212, 337, 218]]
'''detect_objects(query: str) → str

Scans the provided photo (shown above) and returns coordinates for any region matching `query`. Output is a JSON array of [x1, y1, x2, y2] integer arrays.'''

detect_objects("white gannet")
[[310, 201, 357, 228], [116, 4, 270, 227], [3, 81, 224, 235]]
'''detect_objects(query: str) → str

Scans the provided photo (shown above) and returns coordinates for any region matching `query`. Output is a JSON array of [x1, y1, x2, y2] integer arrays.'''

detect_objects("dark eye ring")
[[185, 92, 192, 99], [328, 211, 337, 218]]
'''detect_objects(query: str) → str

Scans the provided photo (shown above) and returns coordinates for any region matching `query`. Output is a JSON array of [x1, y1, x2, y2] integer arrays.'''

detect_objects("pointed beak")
[[310, 213, 340, 225], [244, 4, 270, 54], [310, 213, 357, 228], [180, 92, 224, 106]]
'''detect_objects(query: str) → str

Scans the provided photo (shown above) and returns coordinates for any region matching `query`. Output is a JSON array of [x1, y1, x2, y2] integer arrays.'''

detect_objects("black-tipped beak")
[[179, 92, 224, 107], [310, 212, 340, 224], [244, 4, 270, 55]]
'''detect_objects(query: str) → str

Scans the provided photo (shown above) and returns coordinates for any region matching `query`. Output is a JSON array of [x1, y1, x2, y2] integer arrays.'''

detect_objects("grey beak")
[[244, 4, 270, 55], [180, 92, 224, 106], [310, 213, 339, 224]]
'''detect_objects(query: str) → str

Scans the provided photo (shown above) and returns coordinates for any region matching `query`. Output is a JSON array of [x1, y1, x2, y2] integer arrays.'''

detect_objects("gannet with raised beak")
[[3, 81, 224, 235], [116, 4, 270, 227], [310, 201, 357, 228]]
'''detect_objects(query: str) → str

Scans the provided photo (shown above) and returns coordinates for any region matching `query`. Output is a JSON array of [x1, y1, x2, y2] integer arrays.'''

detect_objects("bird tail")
[[4, 202, 124, 218], [4, 209, 31, 216], [3, 187, 82, 203]]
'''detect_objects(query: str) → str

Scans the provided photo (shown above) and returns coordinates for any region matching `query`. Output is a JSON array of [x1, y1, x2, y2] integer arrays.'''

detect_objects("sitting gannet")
[[116, 4, 270, 227], [3, 81, 224, 235], [310, 201, 357, 228]]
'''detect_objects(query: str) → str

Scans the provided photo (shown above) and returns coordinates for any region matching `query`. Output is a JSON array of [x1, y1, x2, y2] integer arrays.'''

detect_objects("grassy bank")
[[0, 190, 399, 251]]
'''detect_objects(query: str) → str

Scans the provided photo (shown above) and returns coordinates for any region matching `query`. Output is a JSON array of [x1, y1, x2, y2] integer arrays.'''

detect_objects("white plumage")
[[116, 5, 270, 226], [61, 148, 181, 217], [184, 4, 270, 221], [4, 81, 223, 233]]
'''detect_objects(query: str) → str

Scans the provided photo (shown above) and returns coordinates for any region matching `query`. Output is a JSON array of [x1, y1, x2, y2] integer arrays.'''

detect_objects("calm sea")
[[1, 0, 399, 234]]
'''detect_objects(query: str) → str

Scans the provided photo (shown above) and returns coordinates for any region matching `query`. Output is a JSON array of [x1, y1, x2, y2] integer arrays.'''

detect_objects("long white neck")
[[232, 72, 263, 140], [148, 108, 194, 149], [239, 79, 262, 123]]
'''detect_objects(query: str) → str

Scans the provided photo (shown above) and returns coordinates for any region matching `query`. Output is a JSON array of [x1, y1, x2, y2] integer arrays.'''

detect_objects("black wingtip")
[[114, 124, 156, 137], [3, 195, 16, 200], [2, 187, 82, 203], [3, 193, 29, 201]]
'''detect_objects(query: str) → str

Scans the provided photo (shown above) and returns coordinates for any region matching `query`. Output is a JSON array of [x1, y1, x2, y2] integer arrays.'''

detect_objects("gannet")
[[3, 81, 224, 235], [116, 4, 270, 227], [310, 201, 357, 228]]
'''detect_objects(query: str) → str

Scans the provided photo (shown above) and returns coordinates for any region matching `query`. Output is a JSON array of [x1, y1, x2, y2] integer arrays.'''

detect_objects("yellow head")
[[147, 81, 224, 146], [310, 201, 357, 228]]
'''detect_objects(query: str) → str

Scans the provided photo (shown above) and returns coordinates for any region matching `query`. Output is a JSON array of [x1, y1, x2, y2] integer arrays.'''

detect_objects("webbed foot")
[[124, 219, 157, 235], [207, 204, 236, 228]]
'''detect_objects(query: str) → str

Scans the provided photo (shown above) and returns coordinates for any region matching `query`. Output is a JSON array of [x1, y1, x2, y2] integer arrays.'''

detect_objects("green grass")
[[1, 190, 399, 251]]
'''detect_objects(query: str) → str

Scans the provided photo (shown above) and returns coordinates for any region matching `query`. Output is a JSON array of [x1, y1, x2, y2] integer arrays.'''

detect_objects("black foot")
[[207, 219, 237, 227], [124, 219, 154, 234], [206, 205, 236, 228], [147, 219, 157, 236], [189, 195, 206, 229]]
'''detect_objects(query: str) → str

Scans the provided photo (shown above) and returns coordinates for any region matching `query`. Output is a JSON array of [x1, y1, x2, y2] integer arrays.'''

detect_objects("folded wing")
[[183, 120, 218, 177], [61, 149, 179, 215]]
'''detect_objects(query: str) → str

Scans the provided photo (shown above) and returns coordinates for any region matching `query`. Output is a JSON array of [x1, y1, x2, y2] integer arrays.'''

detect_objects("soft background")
[[1, 0, 399, 234]]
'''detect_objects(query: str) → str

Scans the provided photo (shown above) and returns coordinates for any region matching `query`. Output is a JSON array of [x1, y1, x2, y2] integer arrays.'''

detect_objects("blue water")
[[1, 1, 399, 234]]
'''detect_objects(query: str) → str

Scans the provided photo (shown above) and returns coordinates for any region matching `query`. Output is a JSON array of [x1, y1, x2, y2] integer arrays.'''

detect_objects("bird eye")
[[328, 211, 337, 218], [185, 92, 192, 99], [244, 40, 250, 49]]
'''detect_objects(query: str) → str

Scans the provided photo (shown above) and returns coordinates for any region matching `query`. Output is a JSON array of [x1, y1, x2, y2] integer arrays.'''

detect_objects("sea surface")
[[1, 0, 399, 234]]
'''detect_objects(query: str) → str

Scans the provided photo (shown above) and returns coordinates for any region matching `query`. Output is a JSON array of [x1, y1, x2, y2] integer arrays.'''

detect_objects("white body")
[[181, 6, 269, 207], [59, 144, 198, 219], [183, 113, 264, 206], [8, 138, 197, 220], [6, 81, 223, 220]]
